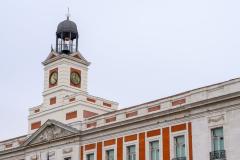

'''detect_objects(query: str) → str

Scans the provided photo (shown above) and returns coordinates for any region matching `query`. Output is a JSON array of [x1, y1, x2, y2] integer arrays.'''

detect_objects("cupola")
[[56, 13, 79, 54]]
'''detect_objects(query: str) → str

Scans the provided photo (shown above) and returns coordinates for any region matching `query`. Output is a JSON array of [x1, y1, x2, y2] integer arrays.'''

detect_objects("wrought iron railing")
[[210, 150, 226, 160], [57, 44, 76, 53], [172, 157, 187, 160]]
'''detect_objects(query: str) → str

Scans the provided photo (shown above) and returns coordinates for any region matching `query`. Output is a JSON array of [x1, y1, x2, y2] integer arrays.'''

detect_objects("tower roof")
[[56, 19, 78, 34]]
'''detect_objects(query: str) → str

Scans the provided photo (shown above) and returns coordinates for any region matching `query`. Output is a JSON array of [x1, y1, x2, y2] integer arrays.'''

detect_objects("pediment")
[[24, 120, 78, 146], [44, 51, 59, 61], [70, 52, 87, 61], [42, 51, 90, 66]]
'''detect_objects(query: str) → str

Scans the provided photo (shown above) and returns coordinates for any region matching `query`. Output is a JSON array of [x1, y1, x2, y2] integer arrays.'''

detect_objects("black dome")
[[55, 17, 79, 53], [56, 19, 78, 34]]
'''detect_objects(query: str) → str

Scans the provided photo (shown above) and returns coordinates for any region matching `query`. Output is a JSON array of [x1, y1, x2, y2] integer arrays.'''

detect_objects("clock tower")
[[28, 14, 118, 133], [41, 15, 90, 107]]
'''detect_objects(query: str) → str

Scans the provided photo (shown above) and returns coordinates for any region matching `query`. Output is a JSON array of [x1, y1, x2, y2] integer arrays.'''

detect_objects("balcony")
[[172, 157, 186, 160], [210, 150, 226, 160]]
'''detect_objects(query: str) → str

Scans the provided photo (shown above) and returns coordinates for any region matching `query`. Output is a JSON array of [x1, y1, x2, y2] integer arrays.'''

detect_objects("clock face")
[[70, 72, 81, 85], [49, 72, 58, 85]]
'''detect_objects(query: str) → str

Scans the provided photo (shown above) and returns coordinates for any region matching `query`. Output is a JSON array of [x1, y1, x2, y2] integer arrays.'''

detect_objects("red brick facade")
[[50, 97, 56, 105], [126, 111, 138, 118], [172, 98, 186, 106], [105, 116, 116, 123], [148, 105, 161, 112], [80, 122, 193, 160], [66, 111, 77, 120], [83, 110, 98, 118], [103, 102, 112, 108], [31, 121, 41, 130], [87, 122, 97, 128], [87, 98, 96, 103]]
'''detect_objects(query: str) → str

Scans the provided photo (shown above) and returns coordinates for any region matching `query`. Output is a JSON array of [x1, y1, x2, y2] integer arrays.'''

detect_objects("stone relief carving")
[[208, 115, 225, 123], [63, 147, 73, 154], [31, 125, 73, 144]]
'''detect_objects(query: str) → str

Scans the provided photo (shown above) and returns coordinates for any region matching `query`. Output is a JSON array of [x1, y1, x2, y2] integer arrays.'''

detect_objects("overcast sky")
[[0, 0, 240, 141]]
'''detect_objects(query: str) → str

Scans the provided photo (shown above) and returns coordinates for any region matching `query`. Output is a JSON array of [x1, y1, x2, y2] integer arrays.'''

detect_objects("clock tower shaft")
[[28, 15, 118, 134]]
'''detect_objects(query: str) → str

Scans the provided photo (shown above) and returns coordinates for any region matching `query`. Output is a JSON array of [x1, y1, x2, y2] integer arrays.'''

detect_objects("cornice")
[[42, 53, 90, 66], [79, 91, 240, 136]]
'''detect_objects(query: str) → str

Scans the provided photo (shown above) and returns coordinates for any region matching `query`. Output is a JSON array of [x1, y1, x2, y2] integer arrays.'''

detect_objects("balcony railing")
[[172, 157, 186, 160], [210, 150, 226, 160], [57, 44, 76, 53]]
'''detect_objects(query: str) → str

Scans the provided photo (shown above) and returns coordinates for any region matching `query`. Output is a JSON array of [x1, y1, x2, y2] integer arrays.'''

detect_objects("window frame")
[[126, 145, 136, 160], [85, 149, 96, 160], [124, 141, 138, 160], [170, 130, 188, 160], [103, 145, 117, 160], [146, 135, 162, 160], [208, 116, 225, 154], [174, 135, 186, 158], [210, 126, 225, 151], [105, 149, 115, 160]]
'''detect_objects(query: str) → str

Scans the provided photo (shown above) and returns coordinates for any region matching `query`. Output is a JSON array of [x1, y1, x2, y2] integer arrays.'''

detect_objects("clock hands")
[[49, 72, 58, 85], [71, 72, 80, 85]]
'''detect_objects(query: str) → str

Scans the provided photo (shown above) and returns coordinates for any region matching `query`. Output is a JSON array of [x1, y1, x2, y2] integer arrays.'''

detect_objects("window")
[[126, 145, 136, 160], [211, 127, 224, 151], [106, 149, 114, 160], [174, 135, 186, 158], [86, 153, 94, 160], [149, 141, 159, 160]]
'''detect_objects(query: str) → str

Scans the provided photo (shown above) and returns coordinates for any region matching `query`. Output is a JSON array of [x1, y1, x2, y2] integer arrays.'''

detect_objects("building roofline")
[[0, 135, 28, 144], [87, 77, 240, 120]]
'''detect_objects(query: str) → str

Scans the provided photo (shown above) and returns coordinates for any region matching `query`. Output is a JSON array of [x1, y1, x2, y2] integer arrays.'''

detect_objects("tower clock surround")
[[48, 68, 58, 88], [70, 68, 81, 88], [70, 71, 81, 85], [49, 71, 58, 85]]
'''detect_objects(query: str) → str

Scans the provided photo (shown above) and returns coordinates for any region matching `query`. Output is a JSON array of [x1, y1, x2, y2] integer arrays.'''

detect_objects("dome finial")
[[66, 7, 71, 20]]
